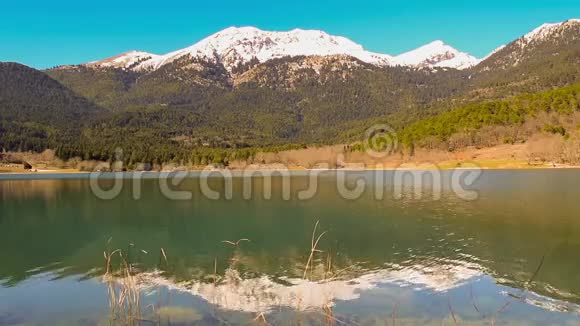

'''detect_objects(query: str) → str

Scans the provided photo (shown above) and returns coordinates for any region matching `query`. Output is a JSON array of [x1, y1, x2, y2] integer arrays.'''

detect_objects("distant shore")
[[2, 160, 580, 177], [0, 168, 83, 175], [3, 141, 580, 176]]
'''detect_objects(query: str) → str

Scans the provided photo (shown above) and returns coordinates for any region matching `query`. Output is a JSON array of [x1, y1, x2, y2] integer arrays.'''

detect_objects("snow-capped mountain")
[[521, 19, 580, 45], [82, 20, 579, 74], [477, 19, 580, 70], [86, 50, 160, 69], [84, 27, 478, 72], [392, 40, 479, 69], [136, 27, 393, 72]]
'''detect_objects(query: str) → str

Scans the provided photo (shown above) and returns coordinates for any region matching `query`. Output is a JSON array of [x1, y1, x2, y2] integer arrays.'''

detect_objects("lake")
[[0, 170, 579, 325]]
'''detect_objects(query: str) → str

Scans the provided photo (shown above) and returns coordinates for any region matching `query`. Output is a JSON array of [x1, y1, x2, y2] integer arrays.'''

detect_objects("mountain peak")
[[137, 26, 392, 72], [87, 50, 159, 69], [84, 27, 485, 72], [474, 18, 579, 70], [522, 19, 580, 43], [393, 40, 479, 69], [220, 26, 261, 32], [426, 40, 446, 47]]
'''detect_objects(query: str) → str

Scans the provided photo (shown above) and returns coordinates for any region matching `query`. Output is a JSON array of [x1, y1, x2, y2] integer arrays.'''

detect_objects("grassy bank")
[[4, 130, 580, 173]]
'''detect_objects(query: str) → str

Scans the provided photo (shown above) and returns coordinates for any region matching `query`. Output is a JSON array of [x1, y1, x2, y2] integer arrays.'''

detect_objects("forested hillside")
[[399, 84, 580, 151], [0, 62, 105, 153], [41, 55, 472, 166], [4, 61, 580, 167]]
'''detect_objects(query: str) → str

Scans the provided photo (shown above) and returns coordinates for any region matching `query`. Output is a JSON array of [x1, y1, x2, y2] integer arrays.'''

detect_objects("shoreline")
[[2, 162, 580, 177], [4, 142, 580, 176]]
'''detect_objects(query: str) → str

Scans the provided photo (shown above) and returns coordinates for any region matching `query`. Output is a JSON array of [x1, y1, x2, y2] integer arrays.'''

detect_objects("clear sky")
[[1, 0, 578, 69]]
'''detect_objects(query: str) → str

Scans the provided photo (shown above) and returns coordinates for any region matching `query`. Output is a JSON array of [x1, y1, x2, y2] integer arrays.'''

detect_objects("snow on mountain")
[[85, 27, 483, 72], [392, 40, 479, 69], [136, 27, 393, 72], [522, 19, 580, 44], [479, 44, 506, 62], [475, 19, 580, 69], [86, 50, 160, 69], [81, 20, 580, 73]]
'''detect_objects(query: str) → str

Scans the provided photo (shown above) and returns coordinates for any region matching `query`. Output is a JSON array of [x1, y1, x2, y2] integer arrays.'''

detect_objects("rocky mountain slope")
[[467, 19, 580, 99], [477, 19, 580, 70]]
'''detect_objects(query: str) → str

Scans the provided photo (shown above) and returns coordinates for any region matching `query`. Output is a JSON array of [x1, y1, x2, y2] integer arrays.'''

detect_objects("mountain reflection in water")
[[1, 171, 579, 324]]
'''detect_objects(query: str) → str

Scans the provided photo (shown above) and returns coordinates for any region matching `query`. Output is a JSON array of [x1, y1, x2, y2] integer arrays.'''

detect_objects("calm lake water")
[[0, 170, 579, 325]]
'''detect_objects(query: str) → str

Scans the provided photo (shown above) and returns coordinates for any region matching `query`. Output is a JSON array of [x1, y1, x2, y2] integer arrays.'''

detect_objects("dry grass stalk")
[[490, 301, 511, 326], [322, 304, 334, 325], [160, 248, 168, 266], [103, 249, 121, 276], [250, 312, 269, 325], [103, 246, 157, 324], [527, 255, 545, 288], [447, 297, 458, 325], [324, 252, 333, 281], [469, 284, 486, 321], [320, 304, 358, 326], [222, 239, 251, 247], [223, 238, 251, 265], [303, 220, 327, 280], [390, 301, 399, 326], [490, 255, 544, 325]]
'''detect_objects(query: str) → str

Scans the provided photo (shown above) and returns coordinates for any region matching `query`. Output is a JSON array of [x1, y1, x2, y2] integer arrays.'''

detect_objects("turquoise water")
[[0, 170, 579, 325]]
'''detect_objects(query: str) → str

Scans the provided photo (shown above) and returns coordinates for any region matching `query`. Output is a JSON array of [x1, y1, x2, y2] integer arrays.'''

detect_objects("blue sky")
[[0, 0, 578, 69]]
